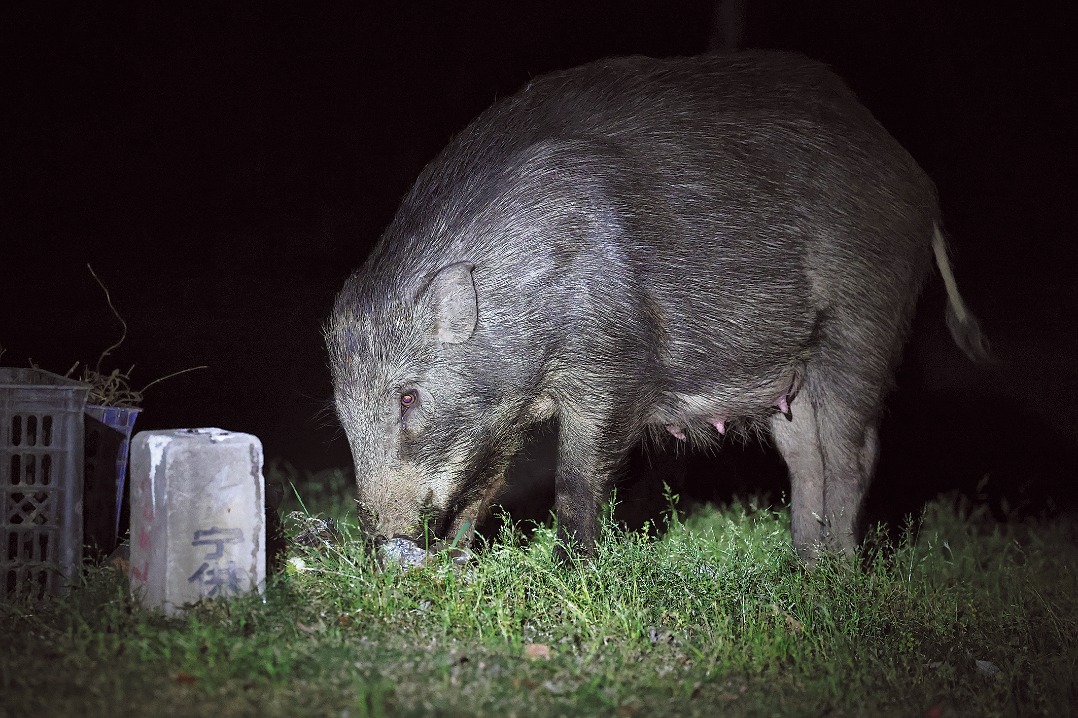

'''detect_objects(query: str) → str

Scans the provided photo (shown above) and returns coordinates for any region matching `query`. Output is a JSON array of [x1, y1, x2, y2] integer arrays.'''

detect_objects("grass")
[[1, 467, 1076, 717]]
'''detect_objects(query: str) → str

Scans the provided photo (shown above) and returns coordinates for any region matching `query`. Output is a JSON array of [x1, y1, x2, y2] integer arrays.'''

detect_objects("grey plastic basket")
[[1, 368, 90, 599]]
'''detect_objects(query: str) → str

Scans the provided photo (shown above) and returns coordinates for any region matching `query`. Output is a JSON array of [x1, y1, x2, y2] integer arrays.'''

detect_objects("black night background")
[[4, 1, 1077, 526]]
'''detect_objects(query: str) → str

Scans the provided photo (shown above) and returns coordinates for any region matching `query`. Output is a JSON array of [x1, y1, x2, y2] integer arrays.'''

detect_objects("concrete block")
[[129, 428, 265, 615]]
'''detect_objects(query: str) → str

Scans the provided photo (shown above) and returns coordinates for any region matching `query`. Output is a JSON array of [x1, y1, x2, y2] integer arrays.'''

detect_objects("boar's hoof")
[[552, 533, 598, 566], [552, 541, 576, 567], [445, 546, 475, 567], [795, 542, 821, 570]]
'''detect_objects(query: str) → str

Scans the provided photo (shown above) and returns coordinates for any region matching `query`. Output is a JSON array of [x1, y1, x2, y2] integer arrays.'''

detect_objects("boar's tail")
[[932, 225, 993, 363]]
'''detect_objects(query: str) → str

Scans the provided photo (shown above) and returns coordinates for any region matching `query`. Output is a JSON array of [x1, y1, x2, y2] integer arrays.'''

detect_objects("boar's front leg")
[[551, 409, 629, 562]]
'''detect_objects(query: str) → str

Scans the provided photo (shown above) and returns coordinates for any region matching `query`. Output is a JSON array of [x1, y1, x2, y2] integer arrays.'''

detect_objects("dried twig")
[[138, 365, 208, 394], [32, 265, 208, 407], [87, 263, 127, 377]]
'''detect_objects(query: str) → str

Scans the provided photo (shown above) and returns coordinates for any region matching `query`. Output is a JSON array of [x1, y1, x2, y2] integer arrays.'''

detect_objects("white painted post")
[[128, 428, 266, 615]]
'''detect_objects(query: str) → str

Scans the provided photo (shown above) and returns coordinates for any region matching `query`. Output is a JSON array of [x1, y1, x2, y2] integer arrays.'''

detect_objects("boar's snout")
[[352, 467, 441, 548]]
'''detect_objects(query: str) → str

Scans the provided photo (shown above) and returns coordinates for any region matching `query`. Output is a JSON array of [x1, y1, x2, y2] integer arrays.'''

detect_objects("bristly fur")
[[327, 51, 986, 564]]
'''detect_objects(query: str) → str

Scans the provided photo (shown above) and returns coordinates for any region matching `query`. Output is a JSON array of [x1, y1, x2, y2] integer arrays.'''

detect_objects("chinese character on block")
[[188, 527, 246, 597]]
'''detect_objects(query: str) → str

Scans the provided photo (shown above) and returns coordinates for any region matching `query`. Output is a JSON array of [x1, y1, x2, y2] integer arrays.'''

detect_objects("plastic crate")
[[83, 405, 141, 557], [1, 368, 90, 599]]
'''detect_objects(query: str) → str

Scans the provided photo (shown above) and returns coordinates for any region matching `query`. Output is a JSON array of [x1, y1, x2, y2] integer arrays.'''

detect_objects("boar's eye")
[[400, 391, 417, 418]]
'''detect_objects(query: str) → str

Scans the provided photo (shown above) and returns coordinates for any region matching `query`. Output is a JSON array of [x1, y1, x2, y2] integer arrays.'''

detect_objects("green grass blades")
[[1, 470, 1075, 717]]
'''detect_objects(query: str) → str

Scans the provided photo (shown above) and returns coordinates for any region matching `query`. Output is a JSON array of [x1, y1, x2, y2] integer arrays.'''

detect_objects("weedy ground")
[[1, 465, 1075, 718]]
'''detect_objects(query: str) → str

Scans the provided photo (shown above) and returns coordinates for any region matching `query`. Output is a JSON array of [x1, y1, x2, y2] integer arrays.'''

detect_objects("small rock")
[[378, 538, 477, 572], [379, 537, 434, 569]]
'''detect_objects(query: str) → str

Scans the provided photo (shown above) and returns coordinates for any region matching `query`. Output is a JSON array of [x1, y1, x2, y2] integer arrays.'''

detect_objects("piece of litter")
[[523, 643, 552, 660]]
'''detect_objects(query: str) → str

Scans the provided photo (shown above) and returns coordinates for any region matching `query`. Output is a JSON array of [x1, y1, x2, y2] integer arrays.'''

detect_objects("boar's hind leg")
[[770, 377, 877, 564], [770, 399, 826, 563]]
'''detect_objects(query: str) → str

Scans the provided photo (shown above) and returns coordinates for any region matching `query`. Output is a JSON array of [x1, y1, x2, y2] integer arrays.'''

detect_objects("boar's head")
[[326, 261, 523, 550]]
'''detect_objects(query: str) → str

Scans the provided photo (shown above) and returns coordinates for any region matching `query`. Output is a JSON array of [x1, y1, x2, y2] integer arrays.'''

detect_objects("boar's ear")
[[423, 262, 478, 344]]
